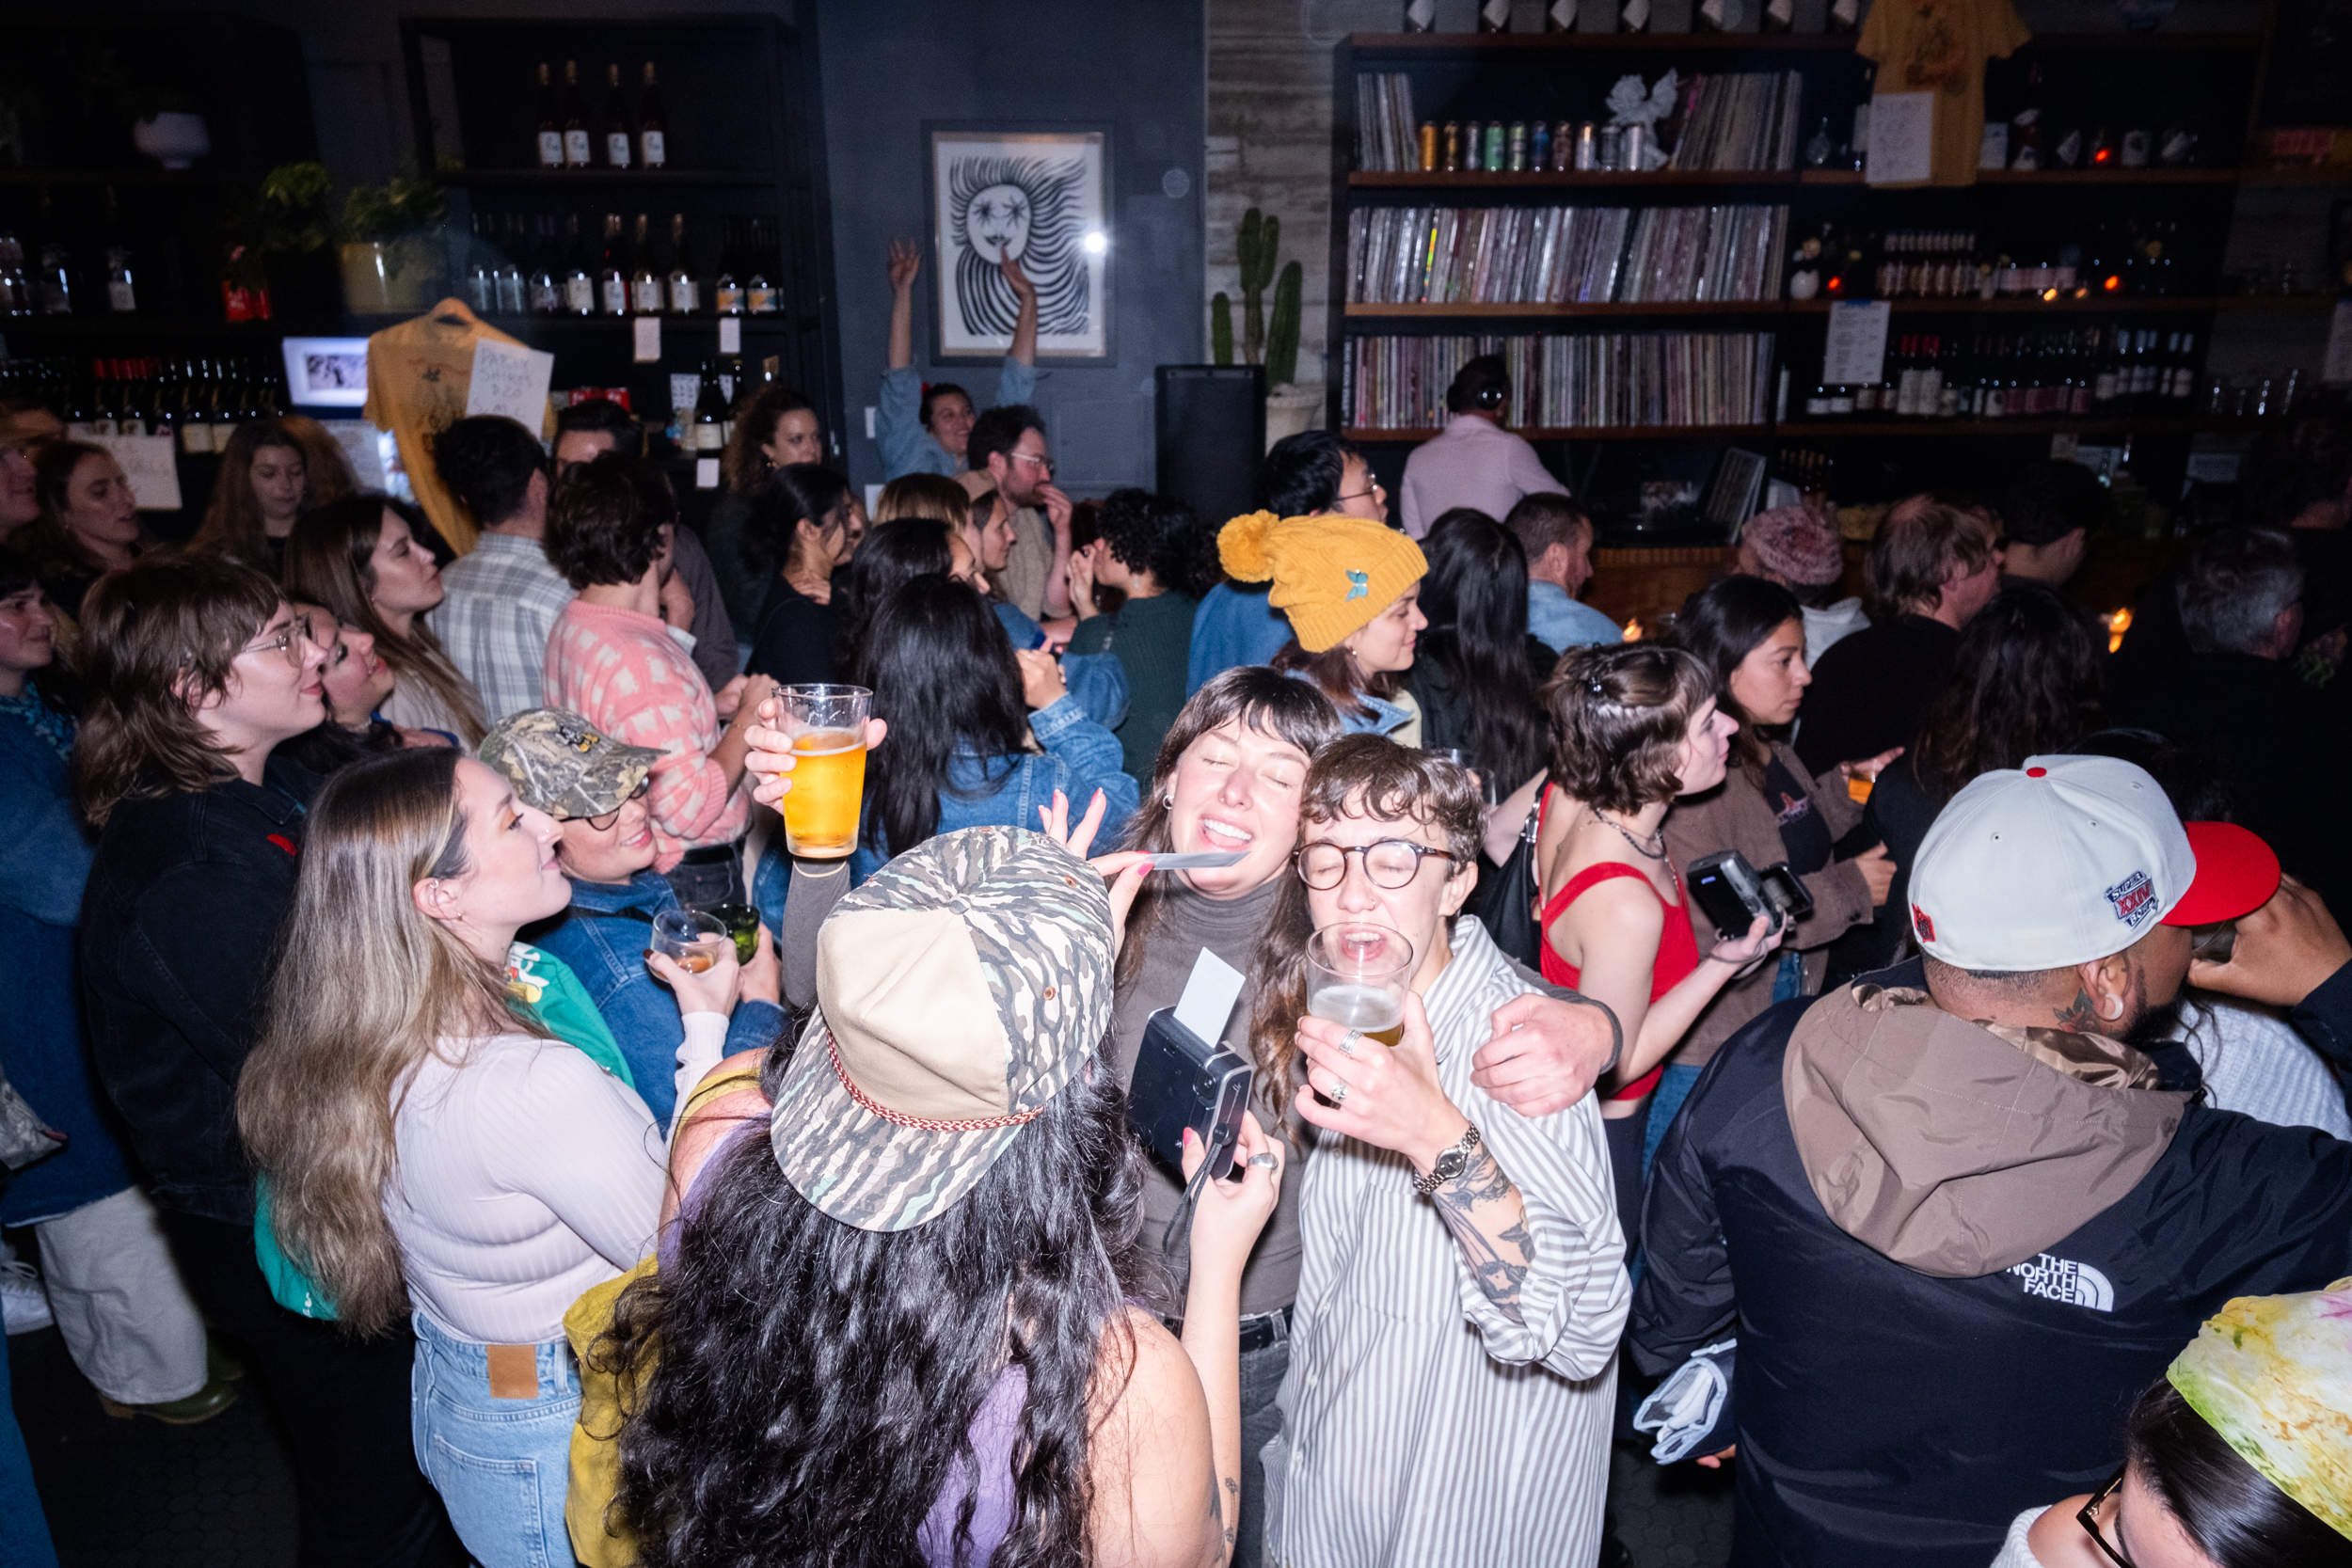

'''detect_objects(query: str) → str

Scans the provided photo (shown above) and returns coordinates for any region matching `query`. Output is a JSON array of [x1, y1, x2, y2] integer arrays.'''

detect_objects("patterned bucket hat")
[[478, 708, 663, 820], [770, 826, 1114, 1233]]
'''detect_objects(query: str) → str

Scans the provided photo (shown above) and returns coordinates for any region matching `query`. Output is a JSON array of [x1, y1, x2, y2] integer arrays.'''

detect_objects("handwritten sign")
[[464, 338, 556, 430], [1824, 301, 1892, 387], [320, 420, 391, 493], [1866, 92, 1933, 185], [87, 435, 182, 511]]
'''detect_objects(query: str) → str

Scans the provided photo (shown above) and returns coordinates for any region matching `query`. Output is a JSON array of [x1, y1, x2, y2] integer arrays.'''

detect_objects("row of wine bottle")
[[0, 356, 295, 453], [534, 60, 669, 171], [1401, 0, 1858, 33], [459, 212, 787, 317], [1796, 327, 2201, 420]]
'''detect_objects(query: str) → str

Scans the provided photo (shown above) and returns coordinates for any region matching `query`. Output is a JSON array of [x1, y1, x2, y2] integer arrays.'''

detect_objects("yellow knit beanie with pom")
[[1217, 511, 1428, 654]]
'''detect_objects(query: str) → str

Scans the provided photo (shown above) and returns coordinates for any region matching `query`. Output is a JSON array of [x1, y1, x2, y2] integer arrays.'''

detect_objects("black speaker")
[[1156, 366, 1265, 526]]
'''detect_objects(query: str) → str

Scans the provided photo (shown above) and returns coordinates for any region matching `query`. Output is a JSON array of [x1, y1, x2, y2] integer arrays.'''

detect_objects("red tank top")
[[1535, 787, 1701, 1101]]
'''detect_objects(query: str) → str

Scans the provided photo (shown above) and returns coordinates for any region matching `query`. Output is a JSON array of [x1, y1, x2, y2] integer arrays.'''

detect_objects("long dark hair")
[[1909, 582, 2106, 803], [0, 546, 79, 719], [838, 517, 953, 673], [2125, 1378, 2352, 1567], [1416, 508, 1547, 789], [601, 1037, 1152, 1567], [854, 575, 1029, 859], [1672, 575, 1804, 783], [744, 464, 852, 588]]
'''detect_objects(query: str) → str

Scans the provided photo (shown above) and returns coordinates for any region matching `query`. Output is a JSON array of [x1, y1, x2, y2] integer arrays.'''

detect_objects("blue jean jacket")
[[878, 360, 1041, 481], [992, 601, 1128, 730], [1187, 581, 1295, 695], [850, 694, 1138, 882], [1279, 667, 1413, 738], [524, 870, 786, 1127]]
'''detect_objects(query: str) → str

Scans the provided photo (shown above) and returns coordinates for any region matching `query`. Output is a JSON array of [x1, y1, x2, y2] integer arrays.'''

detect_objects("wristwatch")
[[1413, 1123, 1483, 1196]]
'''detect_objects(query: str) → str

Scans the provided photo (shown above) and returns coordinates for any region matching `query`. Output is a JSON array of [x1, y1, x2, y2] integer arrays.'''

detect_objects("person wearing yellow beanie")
[[1217, 509, 1428, 738]]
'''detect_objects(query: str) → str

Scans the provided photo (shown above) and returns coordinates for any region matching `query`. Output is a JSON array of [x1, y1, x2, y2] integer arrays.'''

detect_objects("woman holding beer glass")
[[1247, 736, 1629, 1564], [239, 746, 668, 1568], [1534, 643, 1782, 1240], [1216, 508, 1430, 741]]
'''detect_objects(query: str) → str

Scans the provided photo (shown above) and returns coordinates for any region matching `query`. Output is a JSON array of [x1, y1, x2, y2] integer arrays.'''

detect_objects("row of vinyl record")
[[1342, 331, 1777, 431], [1347, 203, 1789, 306]]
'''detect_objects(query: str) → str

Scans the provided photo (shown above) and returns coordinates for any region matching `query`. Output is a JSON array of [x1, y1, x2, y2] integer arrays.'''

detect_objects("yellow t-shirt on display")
[[1857, 0, 2031, 188]]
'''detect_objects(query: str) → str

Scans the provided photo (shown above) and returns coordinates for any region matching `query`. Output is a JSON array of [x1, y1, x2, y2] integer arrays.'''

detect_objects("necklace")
[[1589, 807, 1667, 862]]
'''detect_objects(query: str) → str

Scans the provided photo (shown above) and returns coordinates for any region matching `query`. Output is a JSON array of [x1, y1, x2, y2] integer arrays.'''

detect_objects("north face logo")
[[2009, 1253, 2115, 1311], [2106, 870, 2156, 929]]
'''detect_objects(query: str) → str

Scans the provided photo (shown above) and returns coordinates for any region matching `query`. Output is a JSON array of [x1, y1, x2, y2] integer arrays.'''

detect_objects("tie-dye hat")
[[2167, 1277, 2352, 1542], [769, 826, 1114, 1233]]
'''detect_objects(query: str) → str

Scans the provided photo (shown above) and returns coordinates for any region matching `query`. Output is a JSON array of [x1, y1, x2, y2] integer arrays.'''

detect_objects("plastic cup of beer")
[[651, 909, 729, 974], [774, 684, 869, 859], [1306, 923, 1417, 1047]]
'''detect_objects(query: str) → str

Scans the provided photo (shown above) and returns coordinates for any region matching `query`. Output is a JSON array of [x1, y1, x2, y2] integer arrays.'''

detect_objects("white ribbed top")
[[387, 1033, 666, 1345]]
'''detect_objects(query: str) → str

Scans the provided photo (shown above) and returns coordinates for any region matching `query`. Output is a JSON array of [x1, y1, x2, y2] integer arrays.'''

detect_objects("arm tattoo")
[[1429, 1145, 1532, 1323], [1223, 1477, 1238, 1547]]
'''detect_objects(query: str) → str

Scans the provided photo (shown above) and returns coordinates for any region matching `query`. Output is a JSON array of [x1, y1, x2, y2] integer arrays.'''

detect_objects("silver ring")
[[1339, 1030, 1362, 1057], [1248, 1152, 1278, 1169], [1331, 1079, 1350, 1106]]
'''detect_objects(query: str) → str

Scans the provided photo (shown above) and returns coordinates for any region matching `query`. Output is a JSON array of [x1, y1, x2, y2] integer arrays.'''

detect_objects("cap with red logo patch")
[[1908, 755, 2281, 971]]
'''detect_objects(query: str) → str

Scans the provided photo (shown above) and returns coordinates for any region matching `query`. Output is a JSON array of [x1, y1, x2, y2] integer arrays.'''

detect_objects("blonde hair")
[[875, 473, 973, 529], [238, 748, 548, 1337]]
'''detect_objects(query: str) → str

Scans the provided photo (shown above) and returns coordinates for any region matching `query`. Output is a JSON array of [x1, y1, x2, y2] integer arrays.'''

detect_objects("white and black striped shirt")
[[1264, 916, 1630, 1566]]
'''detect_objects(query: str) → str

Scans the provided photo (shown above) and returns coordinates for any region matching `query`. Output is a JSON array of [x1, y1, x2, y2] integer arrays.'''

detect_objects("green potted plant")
[[338, 173, 448, 313], [219, 161, 337, 320]]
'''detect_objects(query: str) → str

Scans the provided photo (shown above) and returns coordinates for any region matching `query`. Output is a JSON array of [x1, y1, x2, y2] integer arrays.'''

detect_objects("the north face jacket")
[[1631, 958, 2352, 1568]]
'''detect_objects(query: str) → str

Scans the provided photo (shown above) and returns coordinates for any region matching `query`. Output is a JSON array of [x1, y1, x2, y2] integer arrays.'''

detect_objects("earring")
[[2099, 993, 2124, 1021], [1164, 793, 1174, 808]]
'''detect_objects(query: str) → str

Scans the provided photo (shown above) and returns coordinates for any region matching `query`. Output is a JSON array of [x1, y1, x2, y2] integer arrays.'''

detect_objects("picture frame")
[[924, 123, 1113, 364], [278, 337, 373, 408]]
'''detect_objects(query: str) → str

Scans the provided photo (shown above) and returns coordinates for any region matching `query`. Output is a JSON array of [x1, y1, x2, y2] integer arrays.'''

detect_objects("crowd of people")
[[2, 342, 2351, 1568]]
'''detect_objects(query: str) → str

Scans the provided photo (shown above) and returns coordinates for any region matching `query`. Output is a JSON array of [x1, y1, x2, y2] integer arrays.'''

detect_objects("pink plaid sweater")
[[544, 600, 746, 871]]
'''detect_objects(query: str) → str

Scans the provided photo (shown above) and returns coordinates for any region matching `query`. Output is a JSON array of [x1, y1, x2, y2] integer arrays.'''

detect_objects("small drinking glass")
[[1306, 923, 1416, 1047], [705, 902, 762, 964], [651, 909, 729, 974]]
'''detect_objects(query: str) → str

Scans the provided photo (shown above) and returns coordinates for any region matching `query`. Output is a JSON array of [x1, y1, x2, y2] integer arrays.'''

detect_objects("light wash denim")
[[410, 1311, 582, 1568]]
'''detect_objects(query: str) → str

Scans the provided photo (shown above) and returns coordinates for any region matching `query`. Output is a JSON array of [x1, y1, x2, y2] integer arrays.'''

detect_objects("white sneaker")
[[1, 1258, 53, 1334]]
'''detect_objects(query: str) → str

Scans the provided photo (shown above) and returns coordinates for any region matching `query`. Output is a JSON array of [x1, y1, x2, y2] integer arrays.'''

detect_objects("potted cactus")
[[1213, 207, 1320, 450]]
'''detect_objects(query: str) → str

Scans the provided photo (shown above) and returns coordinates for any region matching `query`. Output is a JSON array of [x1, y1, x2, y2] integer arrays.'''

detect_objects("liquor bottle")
[[496, 215, 527, 313], [692, 360, 727, 451], [1478, 0, 1510, 31], [666, 214, 698, 313], [1848, 68, 1872, 171], [1545, 0, 1578, 29], [38, 243, 71, 315], [2010, 66, 2043, 171], [530, 215, 561, 313], [536, 64, 564, 169], [1829, 0, 1861, 33], [562, 62, 592, 169], [564, 214, 596, 315], [0, 235, 29, 317], [604, 65, 633, 169], [599, 214, 630, 315], [1696, 0, 1739, 33], [714, 220, 744, 314], [465, 214, 496, 311], [1403, 0, 1437, 32], [1921, 334, 1947, 416], [180, 360, 214, 455], [105, 247, 135, 313], [1762, 0, 1793, 31], [631, 214, 663, 313], [747, 220, 778, 314], [639, 63, 667, 168], [1621, 0, 1651, 32]]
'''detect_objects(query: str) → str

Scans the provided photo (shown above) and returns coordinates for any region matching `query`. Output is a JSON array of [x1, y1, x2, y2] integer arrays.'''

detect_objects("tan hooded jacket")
[[1783, 984, 2191, 1279]]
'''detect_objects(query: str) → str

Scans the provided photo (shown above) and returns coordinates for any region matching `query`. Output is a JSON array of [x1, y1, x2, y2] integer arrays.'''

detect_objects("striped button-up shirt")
[[1265, 915, 1629, 1567], [428, 531, 577, 723]]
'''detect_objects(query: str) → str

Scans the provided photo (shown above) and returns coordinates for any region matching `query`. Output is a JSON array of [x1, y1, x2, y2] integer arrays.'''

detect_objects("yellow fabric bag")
[[564, 1256, 656, 1568]]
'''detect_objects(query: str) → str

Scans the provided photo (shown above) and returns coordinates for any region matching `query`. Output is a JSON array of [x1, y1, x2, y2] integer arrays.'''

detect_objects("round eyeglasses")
[[580, 780, 651, 832], [1295, 838, 1456, 891]]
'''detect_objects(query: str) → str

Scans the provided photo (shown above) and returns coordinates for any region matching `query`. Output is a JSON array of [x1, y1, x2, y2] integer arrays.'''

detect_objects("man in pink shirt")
[[1398, 355, 1569, 541], [542, 453, 776, 907]]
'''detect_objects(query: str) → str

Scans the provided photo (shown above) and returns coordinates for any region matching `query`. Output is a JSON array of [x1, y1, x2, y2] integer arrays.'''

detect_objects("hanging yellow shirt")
[[359, 300, 555, 552], [1857, 0, 2031, 188]]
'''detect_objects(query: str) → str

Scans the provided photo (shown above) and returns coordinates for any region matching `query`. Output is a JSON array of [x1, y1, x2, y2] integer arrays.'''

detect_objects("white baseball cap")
[[1908, 754, 2280, 971]]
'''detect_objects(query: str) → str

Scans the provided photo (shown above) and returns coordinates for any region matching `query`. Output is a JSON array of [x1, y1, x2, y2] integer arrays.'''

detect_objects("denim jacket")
[[524, 869, 786, 1127], [850, 694, 1138, 882], [1281, 667, 1414, 738], [992, 600, 1129, 730]]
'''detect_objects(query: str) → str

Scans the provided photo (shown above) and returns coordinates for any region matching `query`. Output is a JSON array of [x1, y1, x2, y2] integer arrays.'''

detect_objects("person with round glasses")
[[479, 708, 784, 1130]]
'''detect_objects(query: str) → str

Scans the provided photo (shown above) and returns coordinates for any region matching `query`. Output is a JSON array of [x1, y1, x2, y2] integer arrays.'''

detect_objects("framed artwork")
[[925, 124, 1112, 363], [278, 337, 373, 408]]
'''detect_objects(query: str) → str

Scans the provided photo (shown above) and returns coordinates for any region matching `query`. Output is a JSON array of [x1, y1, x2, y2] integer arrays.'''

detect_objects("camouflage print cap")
[[477, 708, 665, 820], [770, 826, 1114, 1233]]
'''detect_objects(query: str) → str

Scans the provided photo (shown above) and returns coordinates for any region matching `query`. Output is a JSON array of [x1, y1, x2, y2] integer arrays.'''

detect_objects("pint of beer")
[[775, 685, 870, 860], [1306, 923, 1416, 1047]]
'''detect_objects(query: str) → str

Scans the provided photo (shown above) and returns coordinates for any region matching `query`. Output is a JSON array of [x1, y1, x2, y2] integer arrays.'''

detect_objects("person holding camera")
[[1659, 576, 1894, 1171]]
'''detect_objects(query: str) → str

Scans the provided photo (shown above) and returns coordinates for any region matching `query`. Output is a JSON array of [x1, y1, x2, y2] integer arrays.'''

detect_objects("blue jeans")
[[410, 1312, 582, 1568], [0, 1330, 61, 1568], [1235, 1328, 1291, 1568], [1641, 951, 1806, 1181]]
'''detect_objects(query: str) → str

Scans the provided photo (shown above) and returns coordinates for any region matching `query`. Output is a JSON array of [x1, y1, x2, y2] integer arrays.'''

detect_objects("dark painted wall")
[[810, 0, 1205, 493]]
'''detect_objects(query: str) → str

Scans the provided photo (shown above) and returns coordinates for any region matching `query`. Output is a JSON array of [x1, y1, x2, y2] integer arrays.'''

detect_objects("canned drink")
[[1509, 122, 1528, 171], [1598, 124, 1623, 170], [1419, 121, 1438, 171], [1575, 122, 1599, 169], [1484, 122, 1504, 171], [1463, 120, 1482, 169], [1443, 121, 1461, 171], [1623, 123, 1648, 170], [1533, 121, 1552, 171]]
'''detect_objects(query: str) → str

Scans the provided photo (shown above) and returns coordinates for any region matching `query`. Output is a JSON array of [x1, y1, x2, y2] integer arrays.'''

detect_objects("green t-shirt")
[[252, 942, 637, 1320]]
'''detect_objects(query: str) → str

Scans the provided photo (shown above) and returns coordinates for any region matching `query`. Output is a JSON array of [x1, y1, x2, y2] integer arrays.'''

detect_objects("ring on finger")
[[1330, 1078, 1350, 1106], [1247, 1151, 1279, 1169], [1339, 1029, 1362, 1057]]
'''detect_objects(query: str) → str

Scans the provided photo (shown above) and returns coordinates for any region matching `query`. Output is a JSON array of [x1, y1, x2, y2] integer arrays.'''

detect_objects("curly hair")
[[721, 383, 817, 494], [1540, 642, 1717, 816], [1093, 488, 1219, 601], [601, 1035, 1153, 1567], [1910, 582, 2106, 803]]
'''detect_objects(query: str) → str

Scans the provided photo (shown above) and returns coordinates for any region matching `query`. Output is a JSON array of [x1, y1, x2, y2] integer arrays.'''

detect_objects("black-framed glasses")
[[1295, 838, 1456, 891], [580, 780, 651, 832], [2076, 1466, 2136, 1568]]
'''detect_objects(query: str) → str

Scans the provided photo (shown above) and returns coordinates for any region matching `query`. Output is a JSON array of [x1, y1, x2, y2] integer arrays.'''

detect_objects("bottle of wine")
[[639, 63, 667, 169], [1620, 0, 1651, 32], [604, 65, 633, 170], [667, 214, 698, 313], [2010, 65, 2043, 171], [1544, 0, 1578, 29], [105, 247, 136, 314], [530, 215, 560, 313], [1403, 0, 1437, 32], [599, 214, 629, 315], [714, 220, 744, 314], [1695, 0, 1737, 35], [1478, 0, 1510, 31], [747, 220, 778, 314], [1829, 0, 1860, 32], [1761, 0, 1793, 32], [535, 64, 564, 169], [496, 215, 527, 314], [466, 215, 496, 311], [693, 360, 727, 451], [631, 214, 663, 313], [562, 62, 592, 169], [564, 214, 596, 315]]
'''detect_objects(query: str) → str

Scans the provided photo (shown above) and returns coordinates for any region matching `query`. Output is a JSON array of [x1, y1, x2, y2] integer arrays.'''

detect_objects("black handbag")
[[1473, 797, 1544, 969]]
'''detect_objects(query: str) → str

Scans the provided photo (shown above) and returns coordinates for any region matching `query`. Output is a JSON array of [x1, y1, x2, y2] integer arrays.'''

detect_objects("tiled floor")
[[11, 1320, 1733, 1568]]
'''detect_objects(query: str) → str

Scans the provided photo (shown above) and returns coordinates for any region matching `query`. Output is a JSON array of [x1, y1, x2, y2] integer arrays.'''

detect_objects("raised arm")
[[1004, 252, 1039, 368], [887, 238, 920, 372]]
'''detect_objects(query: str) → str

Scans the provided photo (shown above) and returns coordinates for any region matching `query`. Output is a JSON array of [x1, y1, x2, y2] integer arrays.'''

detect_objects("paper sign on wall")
[[719, 317, 741, 355], [87, 435, 182, 511], [694, 457, 721, 489], [633, 317, 661, 363], [323, 420, 391, 493], [2325, 302, 2352, 385], [1866, 92, 1934, 185], [465, 338, 556, 429], [1824, 301, 1892, 387]]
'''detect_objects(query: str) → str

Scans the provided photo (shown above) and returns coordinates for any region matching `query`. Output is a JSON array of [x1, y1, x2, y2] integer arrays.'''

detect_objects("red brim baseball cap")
[[2162, 822, 2282, 928]]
